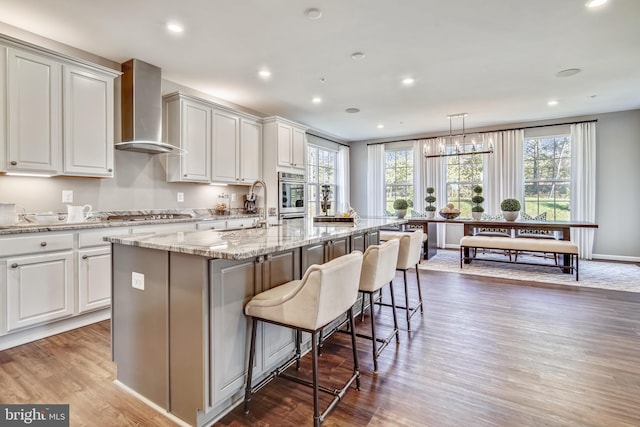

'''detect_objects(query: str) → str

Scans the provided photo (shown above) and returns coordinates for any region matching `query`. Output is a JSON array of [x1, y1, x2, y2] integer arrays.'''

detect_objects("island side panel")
[[169, 252, 209, 425], [111, 244, 169, 409]]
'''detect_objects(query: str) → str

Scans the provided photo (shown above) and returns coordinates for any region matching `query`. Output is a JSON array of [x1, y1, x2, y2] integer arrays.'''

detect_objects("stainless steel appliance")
[[278, 172, 306, 217]]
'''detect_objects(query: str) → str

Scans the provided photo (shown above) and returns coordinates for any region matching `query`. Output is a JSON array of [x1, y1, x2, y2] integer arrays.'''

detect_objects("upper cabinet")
[[164, 94, 212, 183], [2, 38, 118, 177], [62, 65, 115, 177], [265, 118, 307, 172], [7, 48, 62, 175], [163, 92, 262, 185]]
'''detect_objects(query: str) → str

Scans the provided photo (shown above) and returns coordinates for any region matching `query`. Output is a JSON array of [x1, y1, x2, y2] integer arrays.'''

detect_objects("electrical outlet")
[[177, 192, 184, 203], [132, 272, 145, 290], [231, 193, 236, 202], [62, 190, 73, 203]]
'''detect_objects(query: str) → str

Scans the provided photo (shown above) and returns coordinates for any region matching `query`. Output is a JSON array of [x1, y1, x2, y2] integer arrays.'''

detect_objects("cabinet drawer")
[[0, 233, 73, 257], [225, 218, 254, 229], [79, 227, 129, 248], [196, 220, 226, 230]]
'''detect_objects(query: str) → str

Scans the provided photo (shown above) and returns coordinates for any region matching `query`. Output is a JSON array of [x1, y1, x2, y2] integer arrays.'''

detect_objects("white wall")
[[350, 109, 640, 260]]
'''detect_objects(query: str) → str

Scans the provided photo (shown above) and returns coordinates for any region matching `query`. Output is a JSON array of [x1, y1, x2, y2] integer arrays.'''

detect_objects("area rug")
[[419, 249, 640, 293]]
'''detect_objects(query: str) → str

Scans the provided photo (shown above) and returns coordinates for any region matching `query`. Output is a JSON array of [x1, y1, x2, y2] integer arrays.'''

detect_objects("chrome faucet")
[[249, 180, 269, 228]]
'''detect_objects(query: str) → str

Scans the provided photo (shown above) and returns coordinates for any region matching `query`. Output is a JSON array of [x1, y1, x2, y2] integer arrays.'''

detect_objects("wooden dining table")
[[406, 217, 598, 269]]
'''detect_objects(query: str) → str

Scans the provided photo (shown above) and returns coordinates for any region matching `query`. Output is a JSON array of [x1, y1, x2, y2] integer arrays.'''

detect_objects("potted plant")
[[471, 185, 484, 220], [424, 187, 436, 219], [500, 198, 521, 221], [393, 198, 409, 219]]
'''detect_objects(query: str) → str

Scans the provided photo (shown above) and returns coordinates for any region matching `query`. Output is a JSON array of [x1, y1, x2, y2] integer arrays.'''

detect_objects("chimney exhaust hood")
[[115, 59, 176, 154]]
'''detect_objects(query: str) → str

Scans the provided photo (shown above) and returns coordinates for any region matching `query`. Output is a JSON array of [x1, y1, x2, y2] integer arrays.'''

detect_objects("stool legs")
[[311, 331, 320, 427], [243, 317, 258, 415]]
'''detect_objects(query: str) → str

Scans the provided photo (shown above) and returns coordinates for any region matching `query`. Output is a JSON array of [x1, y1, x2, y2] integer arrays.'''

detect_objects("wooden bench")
[[459, 235, 579, 280]]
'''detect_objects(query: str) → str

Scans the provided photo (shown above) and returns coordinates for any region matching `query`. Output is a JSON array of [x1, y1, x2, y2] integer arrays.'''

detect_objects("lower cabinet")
[[77, 246, 111, 313], [208, 248, 300, 409], [6, 251, 74, 331]]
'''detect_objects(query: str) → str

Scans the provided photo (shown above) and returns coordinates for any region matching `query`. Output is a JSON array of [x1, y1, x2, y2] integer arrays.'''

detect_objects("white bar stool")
[[378, 230, 424, 331], [356, 239, 400, 372], [243, 251, 364, 427]]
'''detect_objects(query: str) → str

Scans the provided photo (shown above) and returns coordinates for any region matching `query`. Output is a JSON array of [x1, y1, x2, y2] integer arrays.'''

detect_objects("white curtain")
[[570, 122, 597, 259], [367, 144, 385, 217], [412, 140, 425, 213], [485, 129, 524, 213], [337, 145, 351, 211], [424, 137, 447, 247]]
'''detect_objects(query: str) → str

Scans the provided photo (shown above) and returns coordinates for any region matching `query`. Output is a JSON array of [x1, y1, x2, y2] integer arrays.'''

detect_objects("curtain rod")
[[366, 119, 598, 145], [306, 132, 350, 147]]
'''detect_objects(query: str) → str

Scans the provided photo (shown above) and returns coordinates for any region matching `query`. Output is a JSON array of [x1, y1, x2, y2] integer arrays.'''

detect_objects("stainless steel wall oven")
[[278, 172, 306, 217]]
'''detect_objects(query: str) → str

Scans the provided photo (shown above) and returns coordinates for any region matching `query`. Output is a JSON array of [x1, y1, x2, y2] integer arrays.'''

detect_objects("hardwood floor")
[[1, 269, 639, 427]]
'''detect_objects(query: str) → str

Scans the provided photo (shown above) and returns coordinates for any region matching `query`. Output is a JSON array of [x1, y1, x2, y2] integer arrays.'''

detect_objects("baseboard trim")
[[0, 309, 110, 351]]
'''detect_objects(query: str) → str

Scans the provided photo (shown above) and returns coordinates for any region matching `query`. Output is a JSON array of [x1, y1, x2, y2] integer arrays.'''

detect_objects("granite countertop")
[[0, 208, 260, 235], [105, 217, 406, 260]]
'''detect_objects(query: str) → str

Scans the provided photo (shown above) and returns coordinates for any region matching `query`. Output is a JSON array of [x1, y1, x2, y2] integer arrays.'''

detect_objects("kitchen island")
[[105, 217, 404, 426]]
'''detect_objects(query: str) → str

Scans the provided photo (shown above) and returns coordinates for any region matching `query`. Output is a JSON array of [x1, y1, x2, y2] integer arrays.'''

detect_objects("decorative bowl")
[[439, 211, 461, 220]]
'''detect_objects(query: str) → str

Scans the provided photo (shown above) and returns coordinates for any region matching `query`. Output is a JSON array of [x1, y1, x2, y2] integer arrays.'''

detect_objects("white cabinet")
[[0, 46, 6, 173], [225, 218, 255, 229], [3, 231, 75, 332], [77, 246, 111, 313], [7, 48, 62, 175], [196, 220, 227, 230], [268, 119, 306, 171], [239, 117, 262, 184], [164, 94, 212, 183], [3, 38, 117, 177], [62, 65, 115, 177], [212, 109, 240, 183]]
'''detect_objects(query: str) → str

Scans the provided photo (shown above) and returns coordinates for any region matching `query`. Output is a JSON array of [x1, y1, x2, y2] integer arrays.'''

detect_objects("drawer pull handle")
[[108, 168, 113, 172], [40, 242, 47, 247], [11, 263, 18, 268], [82, 255, 88, 259], [10, 160, 17, 166]]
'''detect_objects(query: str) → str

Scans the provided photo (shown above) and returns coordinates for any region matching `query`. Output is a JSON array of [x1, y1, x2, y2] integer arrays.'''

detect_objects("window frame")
[[307, 144, 338, 217], [384, 146, 414, 215]]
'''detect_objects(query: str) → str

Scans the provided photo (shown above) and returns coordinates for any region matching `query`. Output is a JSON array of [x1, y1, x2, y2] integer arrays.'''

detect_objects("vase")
[[425, 211, 435, 219], [395, 209, 407, 219], [472, 212, 483, 220], [502, 210, 519, 221]]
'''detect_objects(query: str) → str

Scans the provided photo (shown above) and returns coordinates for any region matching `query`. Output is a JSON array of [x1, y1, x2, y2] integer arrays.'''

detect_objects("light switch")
[[132, 272, 145, 290], [177, 192, 184, 203], [231, 193, 236, 202], [62, 190, 73, 203]]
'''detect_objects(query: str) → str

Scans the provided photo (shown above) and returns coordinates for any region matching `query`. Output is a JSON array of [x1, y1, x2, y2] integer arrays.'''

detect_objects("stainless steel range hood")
[[116, 59, 176, 154]]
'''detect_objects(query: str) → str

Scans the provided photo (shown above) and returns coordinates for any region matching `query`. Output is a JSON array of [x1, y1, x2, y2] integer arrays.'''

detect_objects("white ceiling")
[[1, 0, 639, 141]]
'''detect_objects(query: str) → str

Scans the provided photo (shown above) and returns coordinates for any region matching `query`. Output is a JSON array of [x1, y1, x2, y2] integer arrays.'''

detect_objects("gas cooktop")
[[106, 213, 193, 222]]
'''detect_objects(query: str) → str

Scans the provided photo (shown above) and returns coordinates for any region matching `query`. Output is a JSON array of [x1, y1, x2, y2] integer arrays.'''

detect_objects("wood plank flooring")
[[1, 269, 639, 427]]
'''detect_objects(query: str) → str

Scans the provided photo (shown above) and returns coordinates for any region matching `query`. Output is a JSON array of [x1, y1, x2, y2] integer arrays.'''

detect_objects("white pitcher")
[[66, 204, 92, 223], [0, 202, 18, 226]]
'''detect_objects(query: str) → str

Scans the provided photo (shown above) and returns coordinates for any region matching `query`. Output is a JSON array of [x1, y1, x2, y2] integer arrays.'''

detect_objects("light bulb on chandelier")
[[425, 113, 494, 158]]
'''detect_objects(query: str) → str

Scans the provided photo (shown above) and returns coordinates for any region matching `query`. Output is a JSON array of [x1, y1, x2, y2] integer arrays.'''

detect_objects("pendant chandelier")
[[424, 113, 494, 158]]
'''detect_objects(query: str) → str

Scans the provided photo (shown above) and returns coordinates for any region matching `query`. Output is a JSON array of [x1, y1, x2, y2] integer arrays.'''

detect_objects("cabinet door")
[[212, 110, 240, 183], [7, 48, 61, 174], [239, 118, 262, 183], [328, 236, 350, 261], [0, 46, 6, 173], [6, 251, 73, 331], [291, 127, 306, 170], [261, 249, 300, 370], [276, 123, 292, 167], [181, 100, 212, 182], [62, 66, 114, 177], [301, 242, 326, 272], [78, 246, 111, 313], [210, 257, 257, 406]]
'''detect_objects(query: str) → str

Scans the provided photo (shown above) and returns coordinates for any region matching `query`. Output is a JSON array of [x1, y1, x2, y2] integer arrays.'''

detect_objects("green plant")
[[500, 198, 521, 212], [424, 187, 436, 212], [471, 185, 484, 213], [393, 199, 409, 210]]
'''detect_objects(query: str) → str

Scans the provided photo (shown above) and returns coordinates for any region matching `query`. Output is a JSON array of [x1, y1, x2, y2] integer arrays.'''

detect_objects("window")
[[307, 145, 337, 216], [385, 148, 413, 214], [523, 135, 571, 221], [445, 146, 483, 218]]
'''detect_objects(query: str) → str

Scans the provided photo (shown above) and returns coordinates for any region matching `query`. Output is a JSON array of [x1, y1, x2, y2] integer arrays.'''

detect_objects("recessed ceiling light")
[[377, 124, 384, 129], [304, 8, 323, 20], [586, 0, 608, 8], [548, 100, 559, 106], [258, 69, 272, 79], [312, 97, 322, 104], [556, 68, 581, 78], [351, 52, 366, 60], [402, 77, 415, 86], [345, 108, 360, 114], [166, 22, 184, 33]]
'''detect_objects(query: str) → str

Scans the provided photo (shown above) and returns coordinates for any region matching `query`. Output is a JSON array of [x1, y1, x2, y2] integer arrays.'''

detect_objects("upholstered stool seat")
[[243, 251, 364, 427], [377, 230, 424, 331], [356, 239, 400, 372]]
